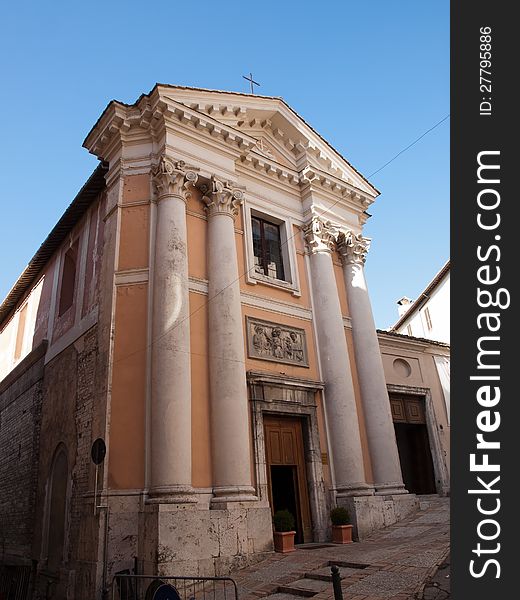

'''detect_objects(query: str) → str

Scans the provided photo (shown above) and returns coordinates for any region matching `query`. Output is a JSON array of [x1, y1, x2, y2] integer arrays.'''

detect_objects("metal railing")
[[111, 574, 239, 600], [0, 565, 32, 600]]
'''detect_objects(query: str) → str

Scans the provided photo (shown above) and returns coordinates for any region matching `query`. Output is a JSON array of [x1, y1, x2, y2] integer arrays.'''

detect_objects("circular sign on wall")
[[90, 438, 106, 465]]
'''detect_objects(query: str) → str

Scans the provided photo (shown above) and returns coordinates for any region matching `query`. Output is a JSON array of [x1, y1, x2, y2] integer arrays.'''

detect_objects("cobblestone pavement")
[[226, 496, 450, 600]]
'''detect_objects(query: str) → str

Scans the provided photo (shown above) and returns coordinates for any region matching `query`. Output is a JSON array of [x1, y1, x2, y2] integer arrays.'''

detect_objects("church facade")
[[0, 85, 450, 600]]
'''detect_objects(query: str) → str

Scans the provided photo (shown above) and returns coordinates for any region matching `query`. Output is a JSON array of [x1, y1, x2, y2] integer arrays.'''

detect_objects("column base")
[[140, 500, 273, 577], [210, 485, 258, 507], [337, 493, 419, 540], [374, 482, 409, 496], [147, 484, 198, 504], [336, 482, 375, 498]]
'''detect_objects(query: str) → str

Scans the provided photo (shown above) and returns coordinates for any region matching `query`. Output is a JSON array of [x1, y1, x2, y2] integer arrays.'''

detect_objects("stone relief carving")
[[254, 137, 276, 159], [246, 317, 308, 367]]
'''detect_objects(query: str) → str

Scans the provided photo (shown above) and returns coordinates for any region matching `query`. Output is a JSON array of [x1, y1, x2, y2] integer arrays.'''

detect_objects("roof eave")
[[0, 163, 108, 329]]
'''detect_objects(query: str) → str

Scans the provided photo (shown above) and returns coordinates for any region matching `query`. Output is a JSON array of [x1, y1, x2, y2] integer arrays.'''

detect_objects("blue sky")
[[0, 1, 449, 328]]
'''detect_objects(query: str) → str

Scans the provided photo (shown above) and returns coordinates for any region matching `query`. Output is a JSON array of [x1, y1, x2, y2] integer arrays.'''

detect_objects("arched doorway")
[[47, 446, 69, 572]]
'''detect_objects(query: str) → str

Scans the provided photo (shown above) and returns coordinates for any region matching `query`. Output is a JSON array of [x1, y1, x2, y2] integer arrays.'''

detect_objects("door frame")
[[247, 371, 329, 542], [264, 416, 313, 543], [387, 384, 450, 496]]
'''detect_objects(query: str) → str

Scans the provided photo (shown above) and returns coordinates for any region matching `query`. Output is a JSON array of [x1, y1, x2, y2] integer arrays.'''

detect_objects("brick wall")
[[0, 342, 47, 564]]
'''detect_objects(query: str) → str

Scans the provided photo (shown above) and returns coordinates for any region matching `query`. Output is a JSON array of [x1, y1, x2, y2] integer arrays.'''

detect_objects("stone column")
[[201, 176, 257, 505], [304, 216, 372, 498], [338, 232, 406, 495], [149, 157, 198, 502]]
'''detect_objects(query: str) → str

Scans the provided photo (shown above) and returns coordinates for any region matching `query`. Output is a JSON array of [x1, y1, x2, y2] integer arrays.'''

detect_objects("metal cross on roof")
[[242, 72, 260, 94]]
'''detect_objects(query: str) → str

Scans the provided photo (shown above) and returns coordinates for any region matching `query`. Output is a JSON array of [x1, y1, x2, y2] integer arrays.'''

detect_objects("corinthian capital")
[[337, 231, 371, 266], [303, 216, 338, 254], [152, 156, 199, 202], [200, 176, 244, 219]]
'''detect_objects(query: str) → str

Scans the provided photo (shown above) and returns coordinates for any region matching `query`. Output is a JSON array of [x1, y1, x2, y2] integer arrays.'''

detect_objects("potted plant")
[[330, 506, 353, 544], [272, 509, 296, 553]]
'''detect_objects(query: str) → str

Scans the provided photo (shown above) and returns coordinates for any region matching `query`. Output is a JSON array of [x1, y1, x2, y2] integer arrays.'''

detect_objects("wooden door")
[[264, 415, 312, 543], [390, 395, 436, 494]]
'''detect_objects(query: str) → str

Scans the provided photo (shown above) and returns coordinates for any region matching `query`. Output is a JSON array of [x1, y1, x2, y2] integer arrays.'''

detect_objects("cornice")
[[239, 152, 300, 187], [236, 154, 374, 219], [246, 370, 324, 391], [377, 329, 450, 352], [83, 93, 259, 163], [161, 96, 258, 150], [299, 165, 374, 209]]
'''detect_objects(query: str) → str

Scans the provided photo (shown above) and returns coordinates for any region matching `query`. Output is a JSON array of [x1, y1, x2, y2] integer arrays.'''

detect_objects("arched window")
[[47, 446, 69, 572], [58, 242, 78, 316]]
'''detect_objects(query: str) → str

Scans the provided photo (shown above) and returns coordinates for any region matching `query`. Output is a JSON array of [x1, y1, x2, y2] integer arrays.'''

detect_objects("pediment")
[[252, 137, 294, 169], [158, 86, 378, 197], [84, 84, 378, 202]]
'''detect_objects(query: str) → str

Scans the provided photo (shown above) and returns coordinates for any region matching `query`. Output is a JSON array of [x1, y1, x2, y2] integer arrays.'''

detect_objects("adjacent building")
[[393, 260, 450, 344]]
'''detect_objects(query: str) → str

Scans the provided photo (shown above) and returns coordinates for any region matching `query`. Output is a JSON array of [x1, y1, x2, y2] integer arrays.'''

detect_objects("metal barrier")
[[111, 574, 239, 600], [0, 565, 32, 600]]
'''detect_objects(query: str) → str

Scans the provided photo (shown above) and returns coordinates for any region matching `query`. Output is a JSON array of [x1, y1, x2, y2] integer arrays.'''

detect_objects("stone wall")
[[68, 327, 101, 598], [26, 325, 104, 600], [0, 342, 47, 565]]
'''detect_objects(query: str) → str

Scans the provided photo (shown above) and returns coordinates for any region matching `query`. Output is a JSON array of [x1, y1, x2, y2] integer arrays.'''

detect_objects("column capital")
[[151, 156, 199, 202], [337, 231, 371, 266], [200, 176, 244, 219], [303, 216, 339, 254]]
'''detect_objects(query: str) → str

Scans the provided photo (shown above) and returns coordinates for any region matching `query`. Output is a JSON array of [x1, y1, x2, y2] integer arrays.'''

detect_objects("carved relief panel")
[[246, 317, 309, 367]]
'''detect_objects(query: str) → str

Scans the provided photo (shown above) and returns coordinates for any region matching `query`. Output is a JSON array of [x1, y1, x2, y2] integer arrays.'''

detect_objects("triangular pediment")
[[157, 85, 378, 197]]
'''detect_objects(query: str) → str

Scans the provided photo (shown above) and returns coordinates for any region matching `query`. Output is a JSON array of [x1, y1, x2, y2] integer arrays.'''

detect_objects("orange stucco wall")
[[333, 255, 350, 318], [122, 174, 150, 204], [118, 205, 149, 271], [189, 291, 212, 487], [109, 283, 147, 489], [186, 215, 208, 280]]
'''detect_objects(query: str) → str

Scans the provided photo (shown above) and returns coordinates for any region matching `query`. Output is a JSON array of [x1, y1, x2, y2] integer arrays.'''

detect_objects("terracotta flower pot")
[[273, 531, 296, 553], [332, 524, 353, 544]]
